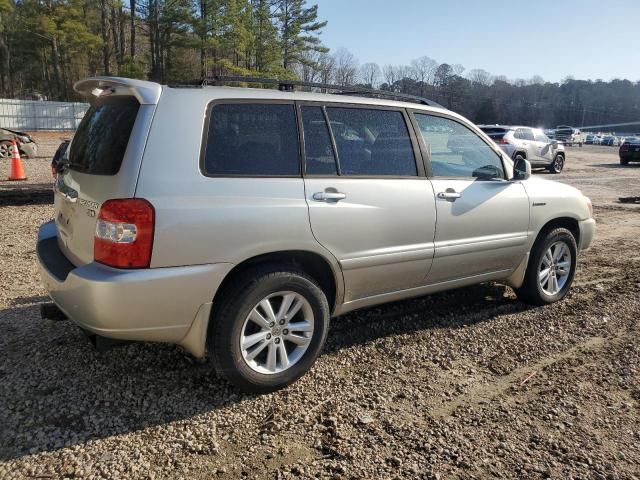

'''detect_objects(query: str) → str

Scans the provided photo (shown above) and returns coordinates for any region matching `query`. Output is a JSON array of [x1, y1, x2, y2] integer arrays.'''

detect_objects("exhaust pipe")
[[81, 329, 130, 352], [40, 302, 68, 321]]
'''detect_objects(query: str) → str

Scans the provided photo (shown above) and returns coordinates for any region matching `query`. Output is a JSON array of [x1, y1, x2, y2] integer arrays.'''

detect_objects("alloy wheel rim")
[[554, 157, 563, 172], [0, 143, 10, 158], [539, 241, 572, 295], [240, 291, 314, 375]]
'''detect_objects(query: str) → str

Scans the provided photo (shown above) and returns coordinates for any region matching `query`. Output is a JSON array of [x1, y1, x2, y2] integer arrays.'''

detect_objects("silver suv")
[[37, 77, 595, 392], [479, 125, 566, 173]]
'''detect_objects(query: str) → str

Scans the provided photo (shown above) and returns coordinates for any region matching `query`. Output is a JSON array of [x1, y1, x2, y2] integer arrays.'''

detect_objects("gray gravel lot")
[[1, 140, 639, 479]]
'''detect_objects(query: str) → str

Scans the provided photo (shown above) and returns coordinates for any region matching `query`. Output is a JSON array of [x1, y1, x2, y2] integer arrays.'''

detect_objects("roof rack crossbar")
[[194, 75, 443, 108]]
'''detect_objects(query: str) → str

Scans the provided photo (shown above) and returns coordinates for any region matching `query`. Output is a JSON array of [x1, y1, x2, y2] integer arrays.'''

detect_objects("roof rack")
[[183, 75, 444, 108]]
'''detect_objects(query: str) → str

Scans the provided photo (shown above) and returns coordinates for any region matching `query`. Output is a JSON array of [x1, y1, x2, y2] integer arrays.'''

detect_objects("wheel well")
[[537, 217, 579, 246], [514, 151, 527, 159], [211, 250, 338, 318]]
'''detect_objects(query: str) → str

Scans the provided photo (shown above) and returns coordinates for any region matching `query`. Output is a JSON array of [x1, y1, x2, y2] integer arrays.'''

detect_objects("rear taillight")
[[496, 137, 509, 144], [94, 199, 155, 268]]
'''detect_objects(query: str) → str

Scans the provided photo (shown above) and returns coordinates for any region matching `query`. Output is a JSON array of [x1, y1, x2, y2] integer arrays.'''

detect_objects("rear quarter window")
[[202, 103, 300, 176], [68, 96, 140, 175]]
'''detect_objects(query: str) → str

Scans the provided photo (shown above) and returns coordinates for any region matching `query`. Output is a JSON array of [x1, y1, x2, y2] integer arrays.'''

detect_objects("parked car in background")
[[479, 125, 566, 173], [619, 136, 640, 165], [585, 134, 599, 145], [0, 128, 38, 158], [36, 77, 595, 392], [555, 125, 583, 146], [601, 135, 619, 146]]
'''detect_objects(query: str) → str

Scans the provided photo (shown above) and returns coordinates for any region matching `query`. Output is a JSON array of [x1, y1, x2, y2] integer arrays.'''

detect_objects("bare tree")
[[317, 52, 335, 86], [451, 63, 465, 76], [410, 56, 437, 88], [382, 64, 398, 89], [359, 62, 380, 87], [332, 47, 358, 86], [467, 68, 493, 86]]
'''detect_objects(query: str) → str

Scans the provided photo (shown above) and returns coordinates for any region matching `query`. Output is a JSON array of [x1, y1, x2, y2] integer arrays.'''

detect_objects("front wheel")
[[549, 155, 564, 174], [209, 266, 330, 393], [515, 228, 577, 306]]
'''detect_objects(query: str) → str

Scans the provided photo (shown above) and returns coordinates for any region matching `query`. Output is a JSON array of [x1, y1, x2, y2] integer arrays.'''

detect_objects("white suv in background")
[[479, 125, 566, 173]]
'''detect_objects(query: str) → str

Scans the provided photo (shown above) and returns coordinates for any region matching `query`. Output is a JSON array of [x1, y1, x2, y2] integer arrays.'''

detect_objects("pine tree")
[[275, 0, 326, 71]]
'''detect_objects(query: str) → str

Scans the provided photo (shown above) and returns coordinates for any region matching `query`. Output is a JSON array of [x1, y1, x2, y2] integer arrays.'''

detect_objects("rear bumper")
[[620, 153, 640, 161], [37, 221, 232, 354], [578, 218, 596, 251]]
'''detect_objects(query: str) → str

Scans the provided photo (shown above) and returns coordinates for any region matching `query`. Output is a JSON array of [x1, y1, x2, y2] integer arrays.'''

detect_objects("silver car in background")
[[479, 125, 566, 173], [37, 77, 595, 392]]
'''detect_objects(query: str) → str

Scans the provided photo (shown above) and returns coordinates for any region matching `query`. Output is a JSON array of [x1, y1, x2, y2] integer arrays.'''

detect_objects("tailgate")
[[55, 79, 160, 266]]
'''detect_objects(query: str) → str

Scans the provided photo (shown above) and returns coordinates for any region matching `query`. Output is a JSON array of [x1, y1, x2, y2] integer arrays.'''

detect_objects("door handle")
[[313, 191, 347, 202], [437, 191, 462, 200]]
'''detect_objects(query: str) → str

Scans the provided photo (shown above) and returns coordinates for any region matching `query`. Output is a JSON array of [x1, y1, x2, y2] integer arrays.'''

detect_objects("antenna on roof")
[[189, 75, 444, 108]]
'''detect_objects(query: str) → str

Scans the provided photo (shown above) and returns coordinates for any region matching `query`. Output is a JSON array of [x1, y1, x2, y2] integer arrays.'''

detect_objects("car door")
[[516, 128, 538, 163], [412, 112, 530, 284], [533, 129, 555, 163], [300, 103, 437, 302]]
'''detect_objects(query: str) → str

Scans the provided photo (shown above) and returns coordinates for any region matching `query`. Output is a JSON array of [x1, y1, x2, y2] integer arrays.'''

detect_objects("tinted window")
[[415, 114, 505, 179], [325, 107, 417, 176], [516, 128, 535, 141], [301, 106, 337, 175], [68, 96, 140, 175], [533, 130, 549, 142], [480, 127, 507, 140], [203, 103, 299, 176]]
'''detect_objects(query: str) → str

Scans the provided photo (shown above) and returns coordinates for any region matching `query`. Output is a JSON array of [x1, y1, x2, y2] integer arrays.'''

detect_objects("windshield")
[[68, 96, 140, 175]]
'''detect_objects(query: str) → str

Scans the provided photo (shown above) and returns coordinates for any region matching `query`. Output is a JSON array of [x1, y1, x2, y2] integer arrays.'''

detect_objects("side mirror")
[[513, 156, 531, 180]]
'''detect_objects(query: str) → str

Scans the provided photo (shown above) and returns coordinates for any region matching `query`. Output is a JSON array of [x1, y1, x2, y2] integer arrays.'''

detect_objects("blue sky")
[[316, 0, 639, 82]]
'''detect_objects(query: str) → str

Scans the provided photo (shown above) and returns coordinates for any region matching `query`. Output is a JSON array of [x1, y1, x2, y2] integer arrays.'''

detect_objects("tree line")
[[1, 0, 639, 130]]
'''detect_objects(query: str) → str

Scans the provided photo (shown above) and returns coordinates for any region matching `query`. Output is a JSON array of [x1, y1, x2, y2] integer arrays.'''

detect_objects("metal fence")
[[0, 98, 89, 131]]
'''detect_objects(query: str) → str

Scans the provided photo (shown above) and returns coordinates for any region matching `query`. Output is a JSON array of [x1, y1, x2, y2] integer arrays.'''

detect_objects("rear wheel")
[[515, 228, 577, 306], [209, 266, 330, 393], [549, 154, 564, 174]]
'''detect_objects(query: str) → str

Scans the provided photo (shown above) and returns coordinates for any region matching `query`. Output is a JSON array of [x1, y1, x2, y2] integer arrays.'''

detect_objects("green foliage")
[[119, 56, 147, 79], [2, 0, 328, 99]]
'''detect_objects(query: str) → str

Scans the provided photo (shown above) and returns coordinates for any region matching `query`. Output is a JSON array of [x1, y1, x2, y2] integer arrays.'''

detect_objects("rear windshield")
[[480, 127, 507, 139], [68, 96, 140, 175]]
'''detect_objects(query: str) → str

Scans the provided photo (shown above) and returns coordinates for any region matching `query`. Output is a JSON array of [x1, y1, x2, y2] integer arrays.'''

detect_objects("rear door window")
[[203, 103, 300, 176], [301, 106, 337, 175], [68, 96, 140, 175], [324, 107, 417, 176]]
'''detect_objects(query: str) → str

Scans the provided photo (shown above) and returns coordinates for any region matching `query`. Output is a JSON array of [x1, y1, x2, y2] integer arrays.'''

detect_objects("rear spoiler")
[[74, 77, 162, 105]]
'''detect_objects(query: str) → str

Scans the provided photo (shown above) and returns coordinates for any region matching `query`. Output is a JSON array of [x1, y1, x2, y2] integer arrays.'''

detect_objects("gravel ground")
[[1, 140, 639, 479]]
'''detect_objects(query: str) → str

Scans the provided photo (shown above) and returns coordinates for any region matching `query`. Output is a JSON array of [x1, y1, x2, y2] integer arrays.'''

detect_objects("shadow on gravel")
[[0, 183, 53, 206], [0, 283, 531, 461], [588, 163, 640, 169], [327, 283, 530, 352]]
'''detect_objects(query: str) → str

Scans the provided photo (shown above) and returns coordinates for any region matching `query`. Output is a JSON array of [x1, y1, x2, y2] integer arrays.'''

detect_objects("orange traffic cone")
[[7, 138, 27, 181]]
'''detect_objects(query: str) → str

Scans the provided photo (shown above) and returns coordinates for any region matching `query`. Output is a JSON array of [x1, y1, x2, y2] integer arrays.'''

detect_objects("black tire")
[[209, 265, 330, 393], [515, 228, 577, 306], [548, 154, 564, 174], [620, 157, 629, 166]]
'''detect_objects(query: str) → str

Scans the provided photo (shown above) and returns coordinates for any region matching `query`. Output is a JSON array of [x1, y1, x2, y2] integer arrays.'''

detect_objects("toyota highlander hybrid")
[[37, 77, 595, 392]]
